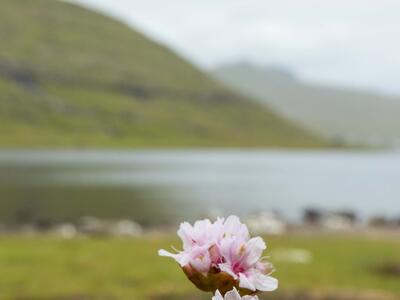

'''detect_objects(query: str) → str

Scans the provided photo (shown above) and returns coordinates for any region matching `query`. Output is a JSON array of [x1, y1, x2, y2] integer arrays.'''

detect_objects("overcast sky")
[[71, 0, 400, 94]]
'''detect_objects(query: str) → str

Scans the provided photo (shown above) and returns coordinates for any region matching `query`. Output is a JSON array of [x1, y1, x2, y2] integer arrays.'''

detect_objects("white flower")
[[212, 288, 258, 300]]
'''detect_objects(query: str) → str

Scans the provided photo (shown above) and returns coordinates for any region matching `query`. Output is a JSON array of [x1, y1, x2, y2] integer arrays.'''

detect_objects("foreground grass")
[[0, 235, 399, 299]]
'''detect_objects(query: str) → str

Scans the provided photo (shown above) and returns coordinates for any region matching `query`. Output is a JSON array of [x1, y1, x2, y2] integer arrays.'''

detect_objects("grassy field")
[[0, 234, 399, 300]]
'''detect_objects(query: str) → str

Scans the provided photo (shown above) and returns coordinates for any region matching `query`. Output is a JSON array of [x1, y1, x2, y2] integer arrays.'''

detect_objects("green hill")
[[214, 62, 400, 147], [0, 0, 322, 148]]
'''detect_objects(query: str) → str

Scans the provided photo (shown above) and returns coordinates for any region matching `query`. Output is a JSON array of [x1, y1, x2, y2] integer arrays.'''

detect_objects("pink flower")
[[218, 236, 277, 292], [158, 218, 218, 270], [158, 215, 278, 295], [213, 288, 258, 300], [217, 216, 250, 242], [179, 219, 219, 250]]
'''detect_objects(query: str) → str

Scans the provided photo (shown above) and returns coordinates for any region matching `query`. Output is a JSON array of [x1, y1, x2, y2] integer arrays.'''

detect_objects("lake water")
[[0, 149, 399, 224]]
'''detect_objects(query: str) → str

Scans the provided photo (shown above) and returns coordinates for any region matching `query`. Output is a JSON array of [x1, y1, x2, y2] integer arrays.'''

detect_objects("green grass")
[[0, 235, 399, 299], [0, 0, 323, 148]]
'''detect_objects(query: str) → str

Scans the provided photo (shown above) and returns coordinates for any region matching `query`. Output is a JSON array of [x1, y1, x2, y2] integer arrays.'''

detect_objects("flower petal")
[[212, 290, 224, 300], [177, 222, 195, 250], [158, 249, 189, 267], [247, 269, 278, 292], [239, 273, 256, 291], [223, 216, 249, 240], [189, 245, 212, 273], [243, 237, 266, 267], [219, 262, 238, 279], [224, 287, 242, 300], [213, 288, 259, 300]]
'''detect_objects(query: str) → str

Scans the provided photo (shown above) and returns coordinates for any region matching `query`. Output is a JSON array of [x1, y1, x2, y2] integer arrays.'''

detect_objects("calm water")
[[0, 149, 399, 224]]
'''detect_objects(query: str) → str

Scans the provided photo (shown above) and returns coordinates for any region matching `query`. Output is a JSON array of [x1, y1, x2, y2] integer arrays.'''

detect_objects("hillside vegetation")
[[214, 63, 400, 146], [0, 0, 322, 148]]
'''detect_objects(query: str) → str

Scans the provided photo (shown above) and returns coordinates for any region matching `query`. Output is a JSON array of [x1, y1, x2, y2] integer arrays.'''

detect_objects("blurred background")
[[0, 0, 400, 299]]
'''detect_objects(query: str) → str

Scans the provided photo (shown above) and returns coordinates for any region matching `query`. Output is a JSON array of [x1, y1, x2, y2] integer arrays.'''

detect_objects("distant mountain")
[[214, 62, 400, 146], [0, 0, 322, 148]]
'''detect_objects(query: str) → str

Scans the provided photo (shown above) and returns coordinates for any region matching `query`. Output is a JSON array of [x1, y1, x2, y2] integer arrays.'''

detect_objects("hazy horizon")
[[69, 0, 400, 95]]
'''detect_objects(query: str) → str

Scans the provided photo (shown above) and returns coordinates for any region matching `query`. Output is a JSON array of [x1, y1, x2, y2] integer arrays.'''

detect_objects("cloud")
[[70, 0, 400, 94]]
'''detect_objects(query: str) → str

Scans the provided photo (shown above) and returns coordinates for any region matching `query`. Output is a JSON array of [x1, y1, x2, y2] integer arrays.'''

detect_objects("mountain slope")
[[214, 63, 400, 146], [0, 0, 322, 148]]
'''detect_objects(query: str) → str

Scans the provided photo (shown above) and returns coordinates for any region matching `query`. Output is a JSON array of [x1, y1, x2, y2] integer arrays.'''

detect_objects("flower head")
[[158, 215, 278, 295]]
